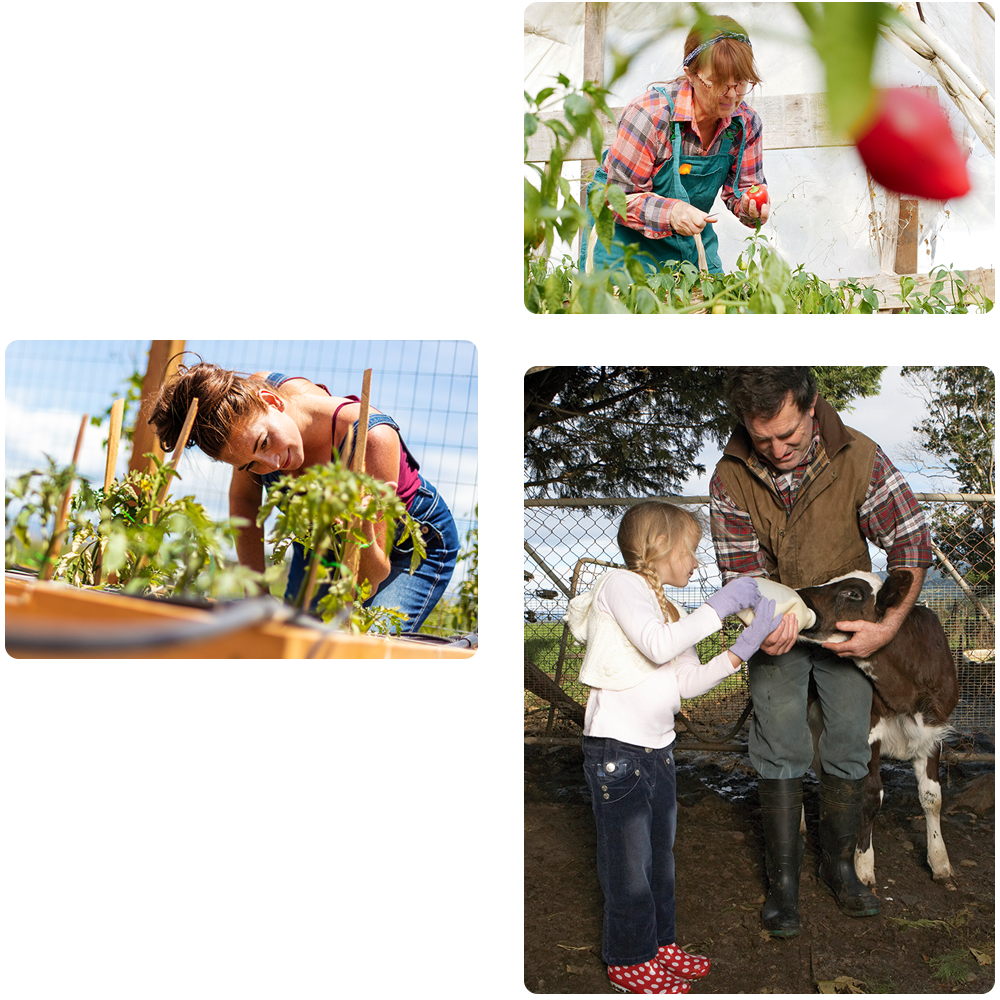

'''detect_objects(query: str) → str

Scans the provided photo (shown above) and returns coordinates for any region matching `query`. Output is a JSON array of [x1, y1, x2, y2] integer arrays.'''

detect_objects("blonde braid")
[[635, 561, 677, 623]]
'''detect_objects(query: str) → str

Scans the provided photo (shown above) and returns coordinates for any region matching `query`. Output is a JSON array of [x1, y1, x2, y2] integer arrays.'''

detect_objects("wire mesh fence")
[[525, 495, 995, 754], [5, 339, 479, 603]]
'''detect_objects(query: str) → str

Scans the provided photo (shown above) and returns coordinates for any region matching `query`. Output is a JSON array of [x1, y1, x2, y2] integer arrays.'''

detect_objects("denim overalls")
[[580, 86, 746, 276]]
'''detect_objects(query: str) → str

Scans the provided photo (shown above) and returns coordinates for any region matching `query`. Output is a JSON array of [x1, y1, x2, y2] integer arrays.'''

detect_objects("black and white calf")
[[796, 569, 960, 884]]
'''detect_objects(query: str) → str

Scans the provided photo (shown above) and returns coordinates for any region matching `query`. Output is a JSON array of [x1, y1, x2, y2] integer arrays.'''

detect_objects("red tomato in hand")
[[745, 185, 768, 211], [853, 88, 970, 200]]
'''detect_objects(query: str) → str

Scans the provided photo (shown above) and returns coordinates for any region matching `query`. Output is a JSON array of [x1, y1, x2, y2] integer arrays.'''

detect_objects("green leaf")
[[563, 92, 592, 133], [534, 85, 555, 107], [796, 2, 893, 136], [594, 205, 615, 252], [605, 183, 627, 220]]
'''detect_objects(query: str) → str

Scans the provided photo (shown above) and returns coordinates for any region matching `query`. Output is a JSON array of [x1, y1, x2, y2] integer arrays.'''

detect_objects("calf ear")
[[875, 569, 913, 617]]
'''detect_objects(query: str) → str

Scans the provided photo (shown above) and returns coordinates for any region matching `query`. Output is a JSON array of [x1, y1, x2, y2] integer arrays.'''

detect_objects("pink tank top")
[[268, 375, 422, 508]]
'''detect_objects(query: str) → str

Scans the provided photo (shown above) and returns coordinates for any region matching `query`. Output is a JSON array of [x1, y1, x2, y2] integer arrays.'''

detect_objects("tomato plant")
[[5, 448, 431, 634], [259, 454, 426, 633]]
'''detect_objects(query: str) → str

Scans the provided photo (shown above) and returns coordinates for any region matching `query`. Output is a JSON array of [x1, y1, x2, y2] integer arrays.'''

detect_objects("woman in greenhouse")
[[149, 361, 459, 632], [581, 14, 769, 276]]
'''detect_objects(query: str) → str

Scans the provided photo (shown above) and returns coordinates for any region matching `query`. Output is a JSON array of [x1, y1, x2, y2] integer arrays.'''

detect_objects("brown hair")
[[617, 501, 703, 623], [147, 359, 279, 458], [725, 367, 818, 423], [683, 14, 762, 90]]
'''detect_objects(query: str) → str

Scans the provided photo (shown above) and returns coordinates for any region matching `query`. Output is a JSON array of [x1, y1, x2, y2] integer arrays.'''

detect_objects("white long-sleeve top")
[[575, 570, 739, 749]]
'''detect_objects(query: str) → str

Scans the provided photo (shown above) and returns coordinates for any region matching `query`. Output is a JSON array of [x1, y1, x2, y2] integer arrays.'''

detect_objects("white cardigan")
[[564, 570, 739, 749]]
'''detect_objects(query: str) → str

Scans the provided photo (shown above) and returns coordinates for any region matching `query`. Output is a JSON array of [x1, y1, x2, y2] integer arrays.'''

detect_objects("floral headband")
[[683, 31, 751, 67]]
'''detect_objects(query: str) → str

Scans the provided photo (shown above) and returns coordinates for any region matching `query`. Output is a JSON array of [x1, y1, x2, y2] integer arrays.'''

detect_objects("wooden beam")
[[129, 339, 186, 474], [525, 88, 939, 162], [863, 267, 995, 310]]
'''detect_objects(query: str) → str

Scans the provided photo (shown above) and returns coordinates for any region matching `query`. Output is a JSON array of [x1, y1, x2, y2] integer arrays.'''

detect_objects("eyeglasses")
[[695, 73, 749, 97]]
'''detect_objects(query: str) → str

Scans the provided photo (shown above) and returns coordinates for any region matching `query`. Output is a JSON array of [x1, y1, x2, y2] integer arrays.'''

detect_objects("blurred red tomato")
[[746, 184, 768, 210], [854, 88, 970, 200]]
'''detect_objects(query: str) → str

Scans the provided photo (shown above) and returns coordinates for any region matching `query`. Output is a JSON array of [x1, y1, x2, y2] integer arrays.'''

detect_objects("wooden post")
[[579, 3, 608, 213], [896, 198, 919, 275], [129, 339, 185, 474]]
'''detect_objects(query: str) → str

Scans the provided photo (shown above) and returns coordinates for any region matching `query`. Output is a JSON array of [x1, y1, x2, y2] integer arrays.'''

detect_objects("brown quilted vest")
[[714, 397, 878, 589]]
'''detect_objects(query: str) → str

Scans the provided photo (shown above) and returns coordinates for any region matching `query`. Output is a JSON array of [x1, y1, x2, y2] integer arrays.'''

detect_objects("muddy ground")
[[525, 736, 995, 994]]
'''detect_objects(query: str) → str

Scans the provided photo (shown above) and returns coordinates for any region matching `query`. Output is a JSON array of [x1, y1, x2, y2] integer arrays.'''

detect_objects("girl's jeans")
[[748, 644, 874, 780], [583, 736, 678, 966], [284, 476, 460, 633]]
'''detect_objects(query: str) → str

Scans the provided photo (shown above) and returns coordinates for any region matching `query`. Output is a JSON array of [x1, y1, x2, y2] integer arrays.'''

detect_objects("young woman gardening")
[[564, 501, 787, 994], [148, 361, 459, 632]]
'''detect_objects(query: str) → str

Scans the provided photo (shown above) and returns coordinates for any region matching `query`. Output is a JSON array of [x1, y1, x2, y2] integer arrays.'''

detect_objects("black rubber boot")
[[759, 778, 804, 937], [818, 773, 880, 917]]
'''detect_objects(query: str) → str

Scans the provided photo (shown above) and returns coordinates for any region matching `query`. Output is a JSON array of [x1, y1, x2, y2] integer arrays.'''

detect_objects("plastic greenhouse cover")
[[524, 2, 995, 277]]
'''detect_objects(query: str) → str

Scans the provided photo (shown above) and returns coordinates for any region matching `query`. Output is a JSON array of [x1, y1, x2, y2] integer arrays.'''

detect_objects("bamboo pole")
[[41, 414, 88, 581]]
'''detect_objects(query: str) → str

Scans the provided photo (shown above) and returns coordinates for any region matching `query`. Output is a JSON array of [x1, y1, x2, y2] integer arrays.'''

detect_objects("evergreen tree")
[[524, 366, 886, 498], [901, 366, 995, 586]]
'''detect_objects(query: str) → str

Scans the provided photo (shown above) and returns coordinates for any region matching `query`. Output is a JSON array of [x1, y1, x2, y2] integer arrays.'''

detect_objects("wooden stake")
[[341, 370, 373, 586], [153, 397, 199, 510], [135, 397, 198, 577], [41, 413, 88, 581], [352, 369, 373, 476], [97, 398, 125, 586], [104, 398, 125, 492], [304, 370, 373, 612]]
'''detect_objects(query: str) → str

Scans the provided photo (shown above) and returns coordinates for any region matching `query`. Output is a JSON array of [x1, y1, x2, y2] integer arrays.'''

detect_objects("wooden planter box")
[[5, 574, 476, 659]]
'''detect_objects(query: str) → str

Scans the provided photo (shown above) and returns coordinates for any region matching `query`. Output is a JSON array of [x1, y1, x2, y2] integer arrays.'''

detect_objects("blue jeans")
[[748, 644, 874, 780], [583, 736, 678, 966], [284, 476, 460, 633]]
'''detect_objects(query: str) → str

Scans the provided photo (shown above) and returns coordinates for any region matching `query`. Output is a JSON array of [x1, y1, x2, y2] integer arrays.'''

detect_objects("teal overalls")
[[580, 86, 746, 276]]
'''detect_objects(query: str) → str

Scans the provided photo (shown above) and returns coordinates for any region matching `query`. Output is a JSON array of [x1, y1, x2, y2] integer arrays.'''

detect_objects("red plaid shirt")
[[710, 423, 932, 581], [603, 78, 766, 238]]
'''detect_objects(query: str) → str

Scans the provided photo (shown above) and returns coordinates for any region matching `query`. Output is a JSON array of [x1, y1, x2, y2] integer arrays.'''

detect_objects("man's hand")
[[822, 618, 896, 660], [759, 612, 799, 656]]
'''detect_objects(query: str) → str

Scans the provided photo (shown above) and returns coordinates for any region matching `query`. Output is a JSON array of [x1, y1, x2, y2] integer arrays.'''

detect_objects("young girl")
[[148, 360, 459, 631], [564, 501, 783, 994]]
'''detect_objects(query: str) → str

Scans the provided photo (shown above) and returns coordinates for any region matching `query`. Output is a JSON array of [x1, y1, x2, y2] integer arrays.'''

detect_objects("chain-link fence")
[[525, 495, 995, 755]]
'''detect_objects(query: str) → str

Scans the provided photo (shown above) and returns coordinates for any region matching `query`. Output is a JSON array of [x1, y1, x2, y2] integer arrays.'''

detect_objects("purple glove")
[[704, 577, 761, 620], [730, 597, 783, 663]]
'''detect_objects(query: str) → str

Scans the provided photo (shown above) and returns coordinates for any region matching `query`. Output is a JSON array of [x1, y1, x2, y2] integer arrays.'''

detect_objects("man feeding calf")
[[710, 367, 943, 938]]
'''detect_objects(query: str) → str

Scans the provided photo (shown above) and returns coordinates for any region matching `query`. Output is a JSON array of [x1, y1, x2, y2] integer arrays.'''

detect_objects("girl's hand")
[[669, 201, 719, 236]]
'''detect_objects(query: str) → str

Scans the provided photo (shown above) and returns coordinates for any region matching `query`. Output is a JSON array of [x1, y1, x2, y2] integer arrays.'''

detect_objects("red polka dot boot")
[[607, 959, 691, 994], [656, 943, 711, 980]]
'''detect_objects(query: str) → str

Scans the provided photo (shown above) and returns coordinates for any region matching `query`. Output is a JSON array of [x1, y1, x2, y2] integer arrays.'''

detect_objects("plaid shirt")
[[603, 78, 766, 238], [710, 421, 932, 581]]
